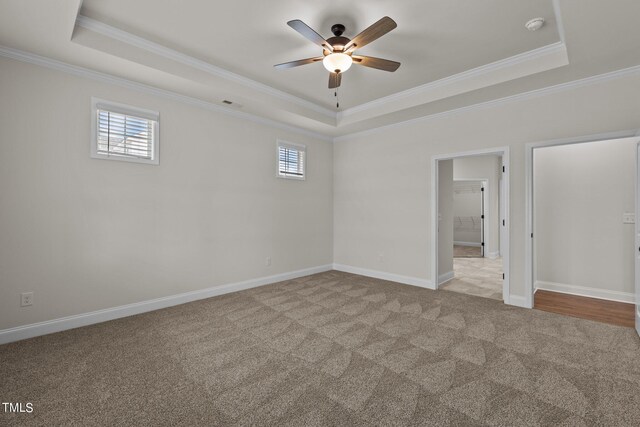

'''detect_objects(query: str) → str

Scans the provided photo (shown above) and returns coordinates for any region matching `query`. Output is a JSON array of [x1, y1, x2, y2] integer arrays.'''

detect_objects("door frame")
[[636, 140, 640, 335], [431, 147, 510, 303], [524, 129, 640, 309], [499, 177, 505, 257]]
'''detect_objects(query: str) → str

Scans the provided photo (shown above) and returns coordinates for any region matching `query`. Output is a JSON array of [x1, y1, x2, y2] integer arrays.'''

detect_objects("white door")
[[636, 142, 640, 336]]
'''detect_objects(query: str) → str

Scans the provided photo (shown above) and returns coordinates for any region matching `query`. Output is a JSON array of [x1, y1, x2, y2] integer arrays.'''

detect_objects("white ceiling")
[[79, 0, 559, 109], [1, 0, 640, 138]]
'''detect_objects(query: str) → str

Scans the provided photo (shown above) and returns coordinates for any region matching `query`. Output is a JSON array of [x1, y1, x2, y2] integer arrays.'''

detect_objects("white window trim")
[[276, 139, 306, 180], [90, 97, 160, 165]]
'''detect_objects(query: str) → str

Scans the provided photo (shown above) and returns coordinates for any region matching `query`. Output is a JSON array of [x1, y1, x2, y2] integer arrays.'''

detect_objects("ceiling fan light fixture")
[[278, 17, 399, 95], [323, 53, 352, 73]]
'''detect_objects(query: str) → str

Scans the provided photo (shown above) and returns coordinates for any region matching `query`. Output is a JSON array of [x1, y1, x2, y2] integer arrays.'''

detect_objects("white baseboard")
[[506, 295, 531, 308], [535, 280, 635, 304], [438, 271, 454, 285], [454, 241, 481, 247], [486, 251, 500, 259], [332, 263, 435, 290], [0, 264, 333, 345]]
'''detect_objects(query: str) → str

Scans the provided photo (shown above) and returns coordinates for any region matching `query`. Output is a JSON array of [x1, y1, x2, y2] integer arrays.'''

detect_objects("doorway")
[[525, 131, 640, 327], [444, 178, 502, 300], [431, 147, 510, 303]]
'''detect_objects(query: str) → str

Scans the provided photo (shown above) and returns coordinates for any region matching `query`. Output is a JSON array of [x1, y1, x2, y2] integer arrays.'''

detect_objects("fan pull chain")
[[335, 87, 340, 109]]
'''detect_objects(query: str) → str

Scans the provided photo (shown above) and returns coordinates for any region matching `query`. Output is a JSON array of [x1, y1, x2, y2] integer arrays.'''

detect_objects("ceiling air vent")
[[221, 99, 243, 109]]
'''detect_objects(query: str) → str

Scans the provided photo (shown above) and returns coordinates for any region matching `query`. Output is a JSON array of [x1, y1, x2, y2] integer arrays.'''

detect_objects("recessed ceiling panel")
[[80, 0, 560, 109]]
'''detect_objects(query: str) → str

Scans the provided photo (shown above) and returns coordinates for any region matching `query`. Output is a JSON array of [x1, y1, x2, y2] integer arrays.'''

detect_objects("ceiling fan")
[[274, 17, 401, 92]]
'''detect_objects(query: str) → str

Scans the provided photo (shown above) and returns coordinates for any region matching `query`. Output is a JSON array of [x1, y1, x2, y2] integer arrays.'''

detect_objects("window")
[[91, 98, 159, 165], [277, 141, 306, 179]]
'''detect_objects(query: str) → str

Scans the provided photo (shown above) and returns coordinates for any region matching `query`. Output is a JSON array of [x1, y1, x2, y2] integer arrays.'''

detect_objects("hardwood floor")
[[534, 290, 635, 328]]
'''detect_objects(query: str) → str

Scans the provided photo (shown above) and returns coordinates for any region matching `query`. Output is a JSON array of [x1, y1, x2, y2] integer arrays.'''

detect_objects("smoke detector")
[[525, 18, 545, 31]]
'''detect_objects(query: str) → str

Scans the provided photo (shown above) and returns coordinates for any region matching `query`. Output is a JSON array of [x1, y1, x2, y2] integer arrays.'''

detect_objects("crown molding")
[[74, 1, 568, 127], [334, 63, 640, 142], [5, 42, 640, 146], [75, 15, 337, 120], [338, 0, 568, 121], [77, 11, 568, 127], [337, 41, 568, 122], [552, 0, 567, 44], [4, 43, 639, 146], [68, 0, 84, 39], [0, 45, 334, 142]]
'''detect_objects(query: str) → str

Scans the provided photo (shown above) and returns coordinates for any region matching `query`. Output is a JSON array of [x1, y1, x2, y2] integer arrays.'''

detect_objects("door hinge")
[[502, 273, 505, 280], [481, 242, 485, 246], [481, 187, 485, 192], [502, 219, 505, 226], [502, 166, 505, 172], [481, 215, 484, 219], [531, 233, 533, 238]]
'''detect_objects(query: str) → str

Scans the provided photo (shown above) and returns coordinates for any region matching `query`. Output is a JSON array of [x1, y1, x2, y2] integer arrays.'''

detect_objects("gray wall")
[[0, 57, 334, 330], [453, 155, 502, 257], [534, 138, 636, 299], [333, 70, 640, 303], [4, 48, 640, 328]]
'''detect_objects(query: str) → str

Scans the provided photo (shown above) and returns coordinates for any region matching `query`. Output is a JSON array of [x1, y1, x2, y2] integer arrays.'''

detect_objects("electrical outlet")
[[21, 292, 33, 307], [623, 213, 635, 224], [266, 256, 271, 267]]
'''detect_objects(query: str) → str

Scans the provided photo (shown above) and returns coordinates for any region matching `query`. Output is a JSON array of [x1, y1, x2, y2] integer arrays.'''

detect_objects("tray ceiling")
[[79, 0, 560, 109], [2, 0, 640, 139]]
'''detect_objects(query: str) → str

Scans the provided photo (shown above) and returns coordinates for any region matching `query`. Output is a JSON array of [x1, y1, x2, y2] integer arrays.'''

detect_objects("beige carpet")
[[2, 271, 640, 426], [441, 257, 504, 301]]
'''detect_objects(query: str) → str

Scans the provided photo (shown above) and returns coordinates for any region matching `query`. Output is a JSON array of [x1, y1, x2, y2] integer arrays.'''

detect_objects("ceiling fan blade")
[[274, 57, 324, 70], [287, 20, 333, 52], [328, 72, 342, 89], [344, 16, 397, 51], [352, 55, 401, 72]]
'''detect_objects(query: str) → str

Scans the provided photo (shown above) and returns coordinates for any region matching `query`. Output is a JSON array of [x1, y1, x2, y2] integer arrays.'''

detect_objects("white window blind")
[[278, 141, 305, 179], [91, 99, 159, 165]]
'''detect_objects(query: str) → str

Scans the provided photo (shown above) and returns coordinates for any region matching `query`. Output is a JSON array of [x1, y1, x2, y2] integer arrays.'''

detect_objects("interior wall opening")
[[530, 137, 638, 326], [434, 152, 507, 302]]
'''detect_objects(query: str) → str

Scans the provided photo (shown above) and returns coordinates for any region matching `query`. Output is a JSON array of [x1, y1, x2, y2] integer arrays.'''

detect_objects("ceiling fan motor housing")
[[326, 36, 351, 53], [331, 24, 345, 36]]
